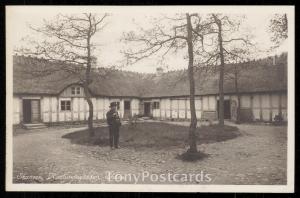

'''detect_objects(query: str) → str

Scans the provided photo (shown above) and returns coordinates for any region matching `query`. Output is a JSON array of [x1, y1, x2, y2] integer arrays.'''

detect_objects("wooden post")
[[71, 98, 74, 121], [269, 93, 273, 122], [250, 94, 253, 121], [159, 98, 162, 119], [40, 96, 43, 122], [259, 94, 262, 121], [185, 97, 187, 119], [64, 100, 67, 122], [49, 97, 52, 123], [170, 99, 172, 119], [84, 98, 86, 121], [103, 98, 105, 119], [78, 98, 81, 120], [57, 97, 59, 122], [207, 96, 210, 111], [19, 97, 23, 123], [177, 99, 179, 119], [279, 93, 282, 116]]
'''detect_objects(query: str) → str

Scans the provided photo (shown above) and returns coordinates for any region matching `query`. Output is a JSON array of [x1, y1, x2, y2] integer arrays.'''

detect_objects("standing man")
[[106, 102, 121, 149]]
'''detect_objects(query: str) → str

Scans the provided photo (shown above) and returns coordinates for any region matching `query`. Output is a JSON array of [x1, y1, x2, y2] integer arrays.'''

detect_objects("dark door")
[[217, 100, 231, 119], [22, 99, 41, 123], [144, 102, 151, 116], [31, 100, 41, 123], [123, 101, 131, 119], [224, 100, 231, 119], [23, 99, 32, 123]]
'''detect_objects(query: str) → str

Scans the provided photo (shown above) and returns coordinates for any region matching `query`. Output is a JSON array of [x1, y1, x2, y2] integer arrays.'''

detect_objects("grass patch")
[[62, 122, 240, 150]]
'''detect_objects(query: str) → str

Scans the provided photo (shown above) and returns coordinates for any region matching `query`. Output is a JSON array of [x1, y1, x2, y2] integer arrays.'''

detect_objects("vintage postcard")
[[5, 6, 295, 192]]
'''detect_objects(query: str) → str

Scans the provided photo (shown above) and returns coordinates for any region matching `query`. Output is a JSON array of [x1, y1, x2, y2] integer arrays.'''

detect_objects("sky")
[[7, 6, 290, 73]]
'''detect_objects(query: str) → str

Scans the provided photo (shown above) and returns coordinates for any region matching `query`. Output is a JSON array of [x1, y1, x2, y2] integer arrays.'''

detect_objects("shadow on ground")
[[62, 122, 240, 150]]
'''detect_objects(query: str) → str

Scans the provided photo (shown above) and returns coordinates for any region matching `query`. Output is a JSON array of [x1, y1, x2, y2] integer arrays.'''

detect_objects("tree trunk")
[[215, 16, 225, 127], [234, 65, 241, 124], [186, 13, 197, 153], [86, 18, 94, 137], [85, 88, 94, 137], [237, 94, 241, 124]]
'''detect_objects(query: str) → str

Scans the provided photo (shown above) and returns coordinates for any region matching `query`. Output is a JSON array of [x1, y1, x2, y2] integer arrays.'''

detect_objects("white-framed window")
[[71, 87, 81, 95], [116, 101, 120, 110], [153, 101, 160, 109], [61, 99, 71, 111]]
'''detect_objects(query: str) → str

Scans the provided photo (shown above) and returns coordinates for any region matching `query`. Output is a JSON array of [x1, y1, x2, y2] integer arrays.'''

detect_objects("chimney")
[[156, 67, 164, 76]]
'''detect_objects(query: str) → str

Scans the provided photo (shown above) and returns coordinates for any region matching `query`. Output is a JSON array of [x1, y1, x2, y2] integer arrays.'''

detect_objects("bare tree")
[[197, 14, 253, 126], [123, 13, 209, 154], [269, 14, 288, 48], [224, 51, 249, 124], [16, 13, 109, 137]]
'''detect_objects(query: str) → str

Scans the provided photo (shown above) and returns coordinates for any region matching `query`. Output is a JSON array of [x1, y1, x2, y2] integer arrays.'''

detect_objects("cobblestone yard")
[[12, 122, 287, 185]]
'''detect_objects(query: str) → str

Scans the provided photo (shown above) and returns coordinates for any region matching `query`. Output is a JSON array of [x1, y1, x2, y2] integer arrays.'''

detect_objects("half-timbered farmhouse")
[[13, 54, 287, 126]]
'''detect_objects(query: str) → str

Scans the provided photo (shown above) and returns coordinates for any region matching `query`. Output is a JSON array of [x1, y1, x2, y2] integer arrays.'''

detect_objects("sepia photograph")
[[5, 6, 294, 192]]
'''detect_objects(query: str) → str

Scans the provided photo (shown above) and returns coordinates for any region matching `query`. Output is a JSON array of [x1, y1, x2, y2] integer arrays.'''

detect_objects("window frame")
[[153, 101, 160, 109], [71, 87, 76, 95], [116, 102, 120, 110], [60, 99, 71, 111], [71, 86, 81, 95], [76, 87, 81, 95]]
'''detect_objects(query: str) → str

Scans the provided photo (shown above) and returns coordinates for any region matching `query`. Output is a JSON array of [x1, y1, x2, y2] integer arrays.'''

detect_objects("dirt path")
[[13, 123, 287, 184]]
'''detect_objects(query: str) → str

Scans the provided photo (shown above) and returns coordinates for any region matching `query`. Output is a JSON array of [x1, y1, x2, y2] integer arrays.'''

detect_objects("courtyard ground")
[[12, 121, 287, 184]]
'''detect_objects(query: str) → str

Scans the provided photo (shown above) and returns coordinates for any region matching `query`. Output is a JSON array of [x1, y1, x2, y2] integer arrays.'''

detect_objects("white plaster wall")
[[241, 95, 251, 108], [281, 94, 287, 108], [103, 98, 110, 119], [195, 98, 201, 110], [209, 96, 216, 110], [196, 110, 202, 119], [96, 98, 104, 120], [79, 98, 85, 120], [252, 95, 260, 108], [187, 110, 191, 119], [13, 96, 20, 124], [131, 99, 140, 116], [65, 111, 72, 121], [253, 109, 260, 120], [282, 109, 287, 121], [281, 94, 287, 121], [262, 109, 271, 121], [178, 99, 186, 119], [261, 94, 270, 108], [171, 99, 178, 118], [73, 98, 79, 121], [179, 110, 186, 118], [153, 109, 160, 117], [42, 97, 50, 122], [51, 97, 58, 122], [186, 99, 190, 110], [165, 99, 171, 118], [271, 94, 280, 108], [202, 96, 209, 111]]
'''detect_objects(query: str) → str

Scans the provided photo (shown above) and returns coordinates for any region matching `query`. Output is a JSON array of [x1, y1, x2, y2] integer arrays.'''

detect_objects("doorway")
[[217, 99, 231, 119], [23, 99, 41, 123], [123, 100, 131, 119], [144, 102, 151, 117]]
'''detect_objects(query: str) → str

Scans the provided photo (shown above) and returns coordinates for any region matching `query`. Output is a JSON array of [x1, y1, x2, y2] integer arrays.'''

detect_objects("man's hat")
[[110, 102, 117, 107]]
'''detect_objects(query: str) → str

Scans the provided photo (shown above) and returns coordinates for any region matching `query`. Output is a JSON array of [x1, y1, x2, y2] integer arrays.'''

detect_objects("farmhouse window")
[[61, 100, 71, 111], [71, 87, 81, 95], [153, 101, 160, 109], [116, 102, 120, 110]]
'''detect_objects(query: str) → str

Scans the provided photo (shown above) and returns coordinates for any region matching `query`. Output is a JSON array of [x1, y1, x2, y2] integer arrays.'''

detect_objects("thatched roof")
[[13, 54, 287, 98]]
